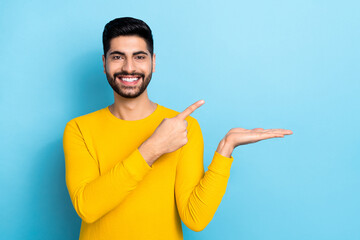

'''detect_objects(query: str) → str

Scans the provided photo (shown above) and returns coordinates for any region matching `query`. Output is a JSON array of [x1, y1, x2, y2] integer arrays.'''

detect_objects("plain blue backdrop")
[[1, 0, 359, 239]]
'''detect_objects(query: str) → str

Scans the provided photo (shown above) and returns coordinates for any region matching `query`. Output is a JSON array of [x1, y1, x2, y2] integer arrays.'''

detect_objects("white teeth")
[[121, 77, 139, 82]]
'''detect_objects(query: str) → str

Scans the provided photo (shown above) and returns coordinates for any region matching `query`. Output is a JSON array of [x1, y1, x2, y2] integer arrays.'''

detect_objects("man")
[[63, 17, 292, 240]]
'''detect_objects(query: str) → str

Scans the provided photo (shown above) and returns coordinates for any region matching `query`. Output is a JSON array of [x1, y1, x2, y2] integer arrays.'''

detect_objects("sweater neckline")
[[104, 103, 162, 124]]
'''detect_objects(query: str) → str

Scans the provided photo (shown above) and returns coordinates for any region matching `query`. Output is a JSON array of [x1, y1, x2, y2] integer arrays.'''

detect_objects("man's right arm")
[[63, 120, 153, 224]]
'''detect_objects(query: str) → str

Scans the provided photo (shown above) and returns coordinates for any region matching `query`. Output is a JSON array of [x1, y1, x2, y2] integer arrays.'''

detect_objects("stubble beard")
[[106, 71, 152, 99]]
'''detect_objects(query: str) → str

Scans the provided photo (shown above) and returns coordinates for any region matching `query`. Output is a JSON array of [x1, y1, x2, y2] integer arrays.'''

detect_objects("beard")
[[105, 70, 152, 99]]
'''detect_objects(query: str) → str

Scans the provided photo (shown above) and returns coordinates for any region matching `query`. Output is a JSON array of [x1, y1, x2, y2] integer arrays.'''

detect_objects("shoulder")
[[64, 107, 108, 130]]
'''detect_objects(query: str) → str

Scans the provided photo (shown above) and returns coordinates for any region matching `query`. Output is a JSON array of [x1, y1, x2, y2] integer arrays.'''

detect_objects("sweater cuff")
[[122, 149, 152, 182], [208, 151, 234, 177]]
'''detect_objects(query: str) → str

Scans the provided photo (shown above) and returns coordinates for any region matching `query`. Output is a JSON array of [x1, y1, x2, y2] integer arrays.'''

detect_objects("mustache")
[[114, 72, 145, 79]]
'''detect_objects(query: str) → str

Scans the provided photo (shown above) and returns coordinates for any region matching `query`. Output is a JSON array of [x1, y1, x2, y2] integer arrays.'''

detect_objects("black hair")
[[102, 17, 154, 57]]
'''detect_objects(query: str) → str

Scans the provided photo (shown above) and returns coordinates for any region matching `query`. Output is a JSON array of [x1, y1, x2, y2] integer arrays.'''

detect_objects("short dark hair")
[[102, 17, 154, 57]]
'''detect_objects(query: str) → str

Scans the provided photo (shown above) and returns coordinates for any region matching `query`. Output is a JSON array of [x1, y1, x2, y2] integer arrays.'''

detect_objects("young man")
[[63, 17, 292, 240]]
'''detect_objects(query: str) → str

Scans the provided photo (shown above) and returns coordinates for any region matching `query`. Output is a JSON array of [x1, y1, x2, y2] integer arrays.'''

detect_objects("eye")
[[112, 55, 123, 60], [135, 55, 146, 60]]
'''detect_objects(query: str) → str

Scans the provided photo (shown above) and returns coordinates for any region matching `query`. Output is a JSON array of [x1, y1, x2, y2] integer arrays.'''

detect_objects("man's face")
[[102, 35, 156, 98]]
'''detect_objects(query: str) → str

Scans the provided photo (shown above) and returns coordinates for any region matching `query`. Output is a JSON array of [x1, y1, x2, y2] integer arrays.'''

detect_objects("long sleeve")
[[175, 118, 234, 232], [63, 119, 152, 224]]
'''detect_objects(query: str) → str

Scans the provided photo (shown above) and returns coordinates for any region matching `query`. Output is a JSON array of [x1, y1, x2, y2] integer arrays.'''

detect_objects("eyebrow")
[[109, 51, 149, 56]]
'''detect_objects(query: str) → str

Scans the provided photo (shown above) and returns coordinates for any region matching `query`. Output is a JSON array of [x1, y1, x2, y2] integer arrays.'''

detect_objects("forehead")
[[108, 35, 149, 54]]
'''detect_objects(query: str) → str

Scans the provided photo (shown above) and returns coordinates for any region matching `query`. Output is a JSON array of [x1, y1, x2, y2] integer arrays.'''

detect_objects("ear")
[[152, 53, 156, 73], [102, 55, 106, 74]]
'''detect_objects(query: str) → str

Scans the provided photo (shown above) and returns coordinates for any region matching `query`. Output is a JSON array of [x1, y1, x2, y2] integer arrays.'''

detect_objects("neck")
[[109, 89, 157, 121]]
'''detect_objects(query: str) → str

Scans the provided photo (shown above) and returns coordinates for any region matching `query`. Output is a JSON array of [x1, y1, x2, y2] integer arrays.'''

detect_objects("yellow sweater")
[[63, 103, 234, 240]]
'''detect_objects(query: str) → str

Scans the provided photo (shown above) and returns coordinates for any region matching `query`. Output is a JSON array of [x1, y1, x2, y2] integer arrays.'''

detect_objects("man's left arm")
[[174, 118, 234, 232], [174, 116, 293, 232]]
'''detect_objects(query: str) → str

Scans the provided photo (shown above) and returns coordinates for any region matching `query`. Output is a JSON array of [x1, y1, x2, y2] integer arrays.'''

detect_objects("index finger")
[[176, 100, 205, 120]]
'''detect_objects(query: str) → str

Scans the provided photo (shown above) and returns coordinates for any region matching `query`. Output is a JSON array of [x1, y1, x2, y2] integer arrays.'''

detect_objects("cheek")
[[105, 63, 117, 73], [143, 63, 153, 73]]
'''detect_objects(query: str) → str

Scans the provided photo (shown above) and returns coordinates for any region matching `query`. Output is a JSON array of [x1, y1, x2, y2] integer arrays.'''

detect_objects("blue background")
[[1, 0, 359, 239]]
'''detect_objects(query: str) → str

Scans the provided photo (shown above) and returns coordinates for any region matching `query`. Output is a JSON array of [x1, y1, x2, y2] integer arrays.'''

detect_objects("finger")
[[184, 120, 188, 127], [176, 100, 205, 120], [263, 129, 293, 135], [258, 133, 286, 140]]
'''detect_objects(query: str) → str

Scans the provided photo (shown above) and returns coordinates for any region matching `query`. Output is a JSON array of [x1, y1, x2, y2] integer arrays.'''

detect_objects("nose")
[[122, 59, 135, 73]]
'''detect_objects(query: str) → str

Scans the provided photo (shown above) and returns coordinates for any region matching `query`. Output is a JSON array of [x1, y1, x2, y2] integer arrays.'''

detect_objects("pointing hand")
[[175, 100, 205, 121], [139, 100, 205, 165]]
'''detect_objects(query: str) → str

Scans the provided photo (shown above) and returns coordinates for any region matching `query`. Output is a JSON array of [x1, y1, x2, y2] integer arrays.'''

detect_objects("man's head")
[[102, 17, 155, 99], [103, 17, 154, 57]]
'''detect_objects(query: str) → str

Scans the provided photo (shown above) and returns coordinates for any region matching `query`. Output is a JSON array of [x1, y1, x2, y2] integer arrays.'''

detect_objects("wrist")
[[138, 138, 162, 166], [216, 138, 234, 158]]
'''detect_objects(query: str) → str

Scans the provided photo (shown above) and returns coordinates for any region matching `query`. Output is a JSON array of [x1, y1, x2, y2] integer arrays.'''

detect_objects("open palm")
[[225, 128, 293, 147]]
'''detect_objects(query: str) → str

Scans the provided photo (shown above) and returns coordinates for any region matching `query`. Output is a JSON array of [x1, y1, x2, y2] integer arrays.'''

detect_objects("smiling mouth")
[[117, 75, 142, 86]]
